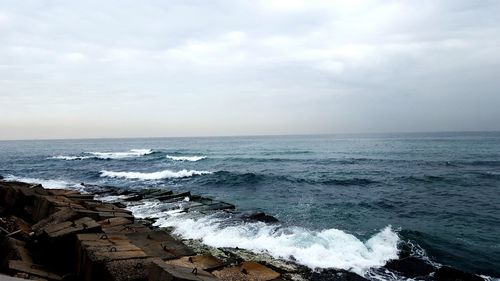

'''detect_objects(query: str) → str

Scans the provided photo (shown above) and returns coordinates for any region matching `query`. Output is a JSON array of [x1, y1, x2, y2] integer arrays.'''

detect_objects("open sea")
[[0, 132, 499, 278]]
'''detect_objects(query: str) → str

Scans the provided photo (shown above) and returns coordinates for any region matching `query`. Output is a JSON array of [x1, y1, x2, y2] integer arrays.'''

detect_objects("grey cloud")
[[0, 0, 499, 139]]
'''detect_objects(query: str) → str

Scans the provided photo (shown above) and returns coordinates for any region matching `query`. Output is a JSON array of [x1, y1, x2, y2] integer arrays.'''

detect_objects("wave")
[[49, 149, 154, 160], [166, 155, 207, 162], [3, 174, 83, 190], [49, 155, 91, 160], [153, 213, 399, 275], [100, 169, 212, 180], [87, 149, 154, 159]]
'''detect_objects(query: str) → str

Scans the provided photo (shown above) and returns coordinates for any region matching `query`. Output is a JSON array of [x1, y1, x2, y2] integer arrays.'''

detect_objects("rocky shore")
[[0, 179, 489, 281]]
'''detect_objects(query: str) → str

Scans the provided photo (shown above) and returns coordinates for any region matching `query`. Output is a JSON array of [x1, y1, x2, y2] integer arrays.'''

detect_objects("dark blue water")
[[0, 132, 499, 277]]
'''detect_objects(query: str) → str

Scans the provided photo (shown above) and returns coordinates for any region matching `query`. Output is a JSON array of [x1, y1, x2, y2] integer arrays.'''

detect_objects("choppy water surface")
[[0, 132, 499, 278]]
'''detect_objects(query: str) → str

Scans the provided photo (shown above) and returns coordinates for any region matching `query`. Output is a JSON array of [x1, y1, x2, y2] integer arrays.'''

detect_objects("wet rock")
[[148, 260, 219, 281], [212, 261, 281, 281], [111, 202, 127, 209], [126, 230, 194, 260], [384, 257, 435, 278], [308, 269, 369, 281], [434, 266, 484, 281], [124, 195, 144, 202], [243, 212, 279, 224], [165, 255, 225, 272], [41, 217, 100, 239]]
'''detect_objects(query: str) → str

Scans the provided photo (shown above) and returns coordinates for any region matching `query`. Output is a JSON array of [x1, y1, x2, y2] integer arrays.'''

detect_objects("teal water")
[[0, 132, 499, 277]]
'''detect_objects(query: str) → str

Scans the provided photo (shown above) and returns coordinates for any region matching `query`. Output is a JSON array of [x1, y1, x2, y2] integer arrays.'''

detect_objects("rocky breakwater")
[[0, 179, 490, 281]]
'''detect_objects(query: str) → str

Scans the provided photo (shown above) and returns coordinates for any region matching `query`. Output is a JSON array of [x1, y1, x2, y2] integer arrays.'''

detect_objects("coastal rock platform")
[[0, 180, 488, 281]]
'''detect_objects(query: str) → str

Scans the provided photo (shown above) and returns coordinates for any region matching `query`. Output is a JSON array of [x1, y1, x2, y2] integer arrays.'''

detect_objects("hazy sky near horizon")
[[1, 0, 500, 139]]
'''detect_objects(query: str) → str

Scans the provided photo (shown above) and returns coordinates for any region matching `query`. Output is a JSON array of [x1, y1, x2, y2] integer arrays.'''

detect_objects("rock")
[[212, 261, 280, 281], [32, 195, 84, 222], [243, 213, 279, 224], [103, 257, 162, 281], [76, 233, 148, 281], [42, 217, 100, 239], [148, 260, 219, 281], [187, 202, 236, 213], [31, 207, 78, 233], [126, 230, 195, 260], [0, 237, 33, 265], [7, 260, 62, 280], [384, 257, 435, 278], [165, 255, 225, 271], [434, 266, 484, 281], [111, 202, 127, 209], [98, 217, 133, 229], [308, 269, 369, 281]]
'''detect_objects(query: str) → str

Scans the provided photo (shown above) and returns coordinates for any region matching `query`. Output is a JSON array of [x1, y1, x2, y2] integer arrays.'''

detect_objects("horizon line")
[[1, 129, 499, 142]]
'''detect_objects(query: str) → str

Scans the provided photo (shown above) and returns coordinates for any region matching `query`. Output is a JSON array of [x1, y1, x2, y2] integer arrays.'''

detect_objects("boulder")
[[243, 213, 279, 224], [434, 266, 484, 281], [384, 257, 435, 278], [308, 269, 369, 281]]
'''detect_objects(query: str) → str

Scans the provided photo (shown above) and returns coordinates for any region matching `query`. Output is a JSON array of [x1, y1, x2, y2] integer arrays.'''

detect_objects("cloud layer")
[[1, 0, 500, 139]]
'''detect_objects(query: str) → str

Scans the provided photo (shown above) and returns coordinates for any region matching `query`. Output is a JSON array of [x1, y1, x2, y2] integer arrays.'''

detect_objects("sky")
[[1, 0, 500, 140]]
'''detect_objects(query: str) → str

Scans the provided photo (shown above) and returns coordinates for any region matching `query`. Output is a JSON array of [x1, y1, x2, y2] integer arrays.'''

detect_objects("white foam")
[[153, 214, 399, 275], [49, 149, 154, 160], [49, 155, 91, 160], [88, 149, 154, 159], [95, 194, 133, 202], [3, 175, 83, 190], [166, 155, 207, 162], [126, 200, 164, 218], [100, 169, 212, 180]]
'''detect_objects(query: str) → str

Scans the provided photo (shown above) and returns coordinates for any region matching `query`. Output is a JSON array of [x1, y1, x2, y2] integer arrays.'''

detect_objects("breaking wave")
[[153, 213, 399, 275], [88, 149, 154, 159], [166, 155, 207, 162], [49, 155, 91, 160], [100, 169, 212, 180], [49, 149, 154, 160], [3, 175, 83, 190]]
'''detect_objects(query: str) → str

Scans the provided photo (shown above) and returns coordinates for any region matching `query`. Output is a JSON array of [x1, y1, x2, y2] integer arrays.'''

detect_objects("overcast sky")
[[1, 0, 500, 140]]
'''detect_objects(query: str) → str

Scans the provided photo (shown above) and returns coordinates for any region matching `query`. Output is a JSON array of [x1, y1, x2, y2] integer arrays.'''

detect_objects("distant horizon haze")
[[1, 129, 499, 142]]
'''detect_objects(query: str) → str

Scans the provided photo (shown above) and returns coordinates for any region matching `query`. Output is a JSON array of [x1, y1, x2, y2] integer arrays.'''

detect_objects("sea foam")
[[50, 149, 154, 160], [153, 214, 399, 275], [49, 155, 91, 160], [88, 149, 154, 159], [100, 169, 212, 180], [166, 155, 207, 162], [3, 175, 83, 190]]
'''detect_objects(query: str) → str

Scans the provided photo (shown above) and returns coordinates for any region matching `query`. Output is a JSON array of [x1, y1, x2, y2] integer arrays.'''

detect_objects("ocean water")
[[0, 132, 499, 278]]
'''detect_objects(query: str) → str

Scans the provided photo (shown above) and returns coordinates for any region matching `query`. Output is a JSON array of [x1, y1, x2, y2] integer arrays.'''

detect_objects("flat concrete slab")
[[8, 260, 62, 281], [165, 255, 225, 271], [126, 230, 195, 260], [103, 257, 163, 281], [148, 260, 220, 281], [212, 261, 280, 281]]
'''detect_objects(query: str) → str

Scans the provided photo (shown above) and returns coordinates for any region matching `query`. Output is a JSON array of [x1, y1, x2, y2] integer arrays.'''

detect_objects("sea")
[[0, 132, 499, 279]]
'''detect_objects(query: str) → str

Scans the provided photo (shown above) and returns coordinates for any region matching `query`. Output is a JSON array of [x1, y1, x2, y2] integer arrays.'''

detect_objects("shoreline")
[[0, 179, 491, 281]]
